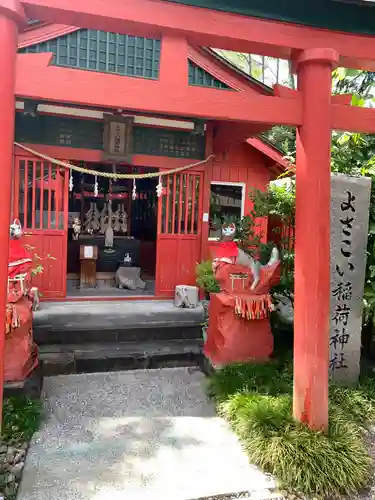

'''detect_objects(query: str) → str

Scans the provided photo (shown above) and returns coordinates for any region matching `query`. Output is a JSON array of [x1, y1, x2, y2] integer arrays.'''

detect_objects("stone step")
[[4, 365, 43, 399], [34, 300, 204, 345], [39, 339, 204, 376]]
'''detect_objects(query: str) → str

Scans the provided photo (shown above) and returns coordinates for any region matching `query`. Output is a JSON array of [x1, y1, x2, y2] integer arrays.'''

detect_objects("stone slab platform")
[[34, 300, 204, 330], [18, 368, 276, 500], [33, 300, 204, 344], [39, 340, 204, 375]]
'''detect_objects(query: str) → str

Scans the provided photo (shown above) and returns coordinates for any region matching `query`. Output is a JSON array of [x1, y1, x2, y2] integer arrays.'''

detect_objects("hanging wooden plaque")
[[103, 114, 134, 162]]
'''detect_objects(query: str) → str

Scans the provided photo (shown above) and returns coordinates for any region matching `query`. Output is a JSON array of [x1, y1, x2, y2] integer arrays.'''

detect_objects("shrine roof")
[[246, 137, 292, 173], [162, 0, 375, 37]]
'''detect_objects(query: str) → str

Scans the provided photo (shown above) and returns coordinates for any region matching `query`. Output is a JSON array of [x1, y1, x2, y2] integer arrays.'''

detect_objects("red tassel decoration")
[[233, 294, 274, 321]]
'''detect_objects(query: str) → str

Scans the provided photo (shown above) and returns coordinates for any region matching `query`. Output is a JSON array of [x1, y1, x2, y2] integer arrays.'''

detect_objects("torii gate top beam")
[[21, 0, 375, 71]]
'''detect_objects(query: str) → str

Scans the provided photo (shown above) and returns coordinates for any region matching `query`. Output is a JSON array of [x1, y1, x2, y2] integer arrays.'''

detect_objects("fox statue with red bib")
[[5, 219, 39, 388], [204, 222, 281, 366]]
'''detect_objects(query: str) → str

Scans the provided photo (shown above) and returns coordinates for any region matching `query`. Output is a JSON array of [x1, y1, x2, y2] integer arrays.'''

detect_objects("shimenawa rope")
[[14, 142, 214, 180]]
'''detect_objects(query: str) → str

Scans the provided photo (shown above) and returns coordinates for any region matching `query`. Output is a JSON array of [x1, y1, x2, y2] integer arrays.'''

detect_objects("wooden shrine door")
[[155, 170, 203, 296], [13, 155, 69, 298]]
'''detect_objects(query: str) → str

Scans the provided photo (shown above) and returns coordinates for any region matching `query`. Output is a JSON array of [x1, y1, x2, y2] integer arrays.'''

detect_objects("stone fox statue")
[[206, 222, 281, 365], [212, 222, 279, 290]]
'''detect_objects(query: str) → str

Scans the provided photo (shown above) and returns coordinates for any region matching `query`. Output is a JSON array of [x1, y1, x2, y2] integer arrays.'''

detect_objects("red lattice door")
[[155, 170, 203, 296], [13, 156, 69, 298]]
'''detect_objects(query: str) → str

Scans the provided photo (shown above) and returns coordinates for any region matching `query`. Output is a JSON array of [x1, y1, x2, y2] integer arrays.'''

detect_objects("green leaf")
[[334, 67, 348, 81], [351, 95, 365, 107], [369, 265, 375, 278], [346, 68, 361, 77]]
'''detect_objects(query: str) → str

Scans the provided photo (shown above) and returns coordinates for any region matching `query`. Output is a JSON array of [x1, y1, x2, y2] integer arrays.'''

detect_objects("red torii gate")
[[2, 0, 375, 430]]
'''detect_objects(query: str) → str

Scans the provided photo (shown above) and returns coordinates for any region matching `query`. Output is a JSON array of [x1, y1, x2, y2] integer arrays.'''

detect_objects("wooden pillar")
[[159, 35, 188, 86], [0, 0, 26, 427], [293, 48, 339, 431]]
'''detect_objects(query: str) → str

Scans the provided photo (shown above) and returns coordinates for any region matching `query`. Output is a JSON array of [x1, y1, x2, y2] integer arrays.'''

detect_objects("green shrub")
[[207, 360, 292, 401], [2, 396, 43, 444], [196, 260, 220, 294], [208, 361, 375, 498], [329, 381, 375, 428]]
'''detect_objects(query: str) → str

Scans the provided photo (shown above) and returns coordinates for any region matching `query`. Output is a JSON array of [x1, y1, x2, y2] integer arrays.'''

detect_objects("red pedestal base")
[[204, 292, 274, 365], [4, 296, 38, 382]]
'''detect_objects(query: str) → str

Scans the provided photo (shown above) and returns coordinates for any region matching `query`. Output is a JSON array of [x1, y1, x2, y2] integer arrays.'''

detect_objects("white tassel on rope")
[[156, 175, 163, 198], [69, 172, 74, 192], [94, 175, 98, 197], [132, 179, 137, 200]]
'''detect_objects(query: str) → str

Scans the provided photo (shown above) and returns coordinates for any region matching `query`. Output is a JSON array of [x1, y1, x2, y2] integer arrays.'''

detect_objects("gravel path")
[[17, 368, 277, 500]]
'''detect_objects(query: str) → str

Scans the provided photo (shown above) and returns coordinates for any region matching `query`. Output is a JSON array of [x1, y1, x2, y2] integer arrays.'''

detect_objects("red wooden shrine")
[[11, 33, 284, 300], [2, 0, 375, 431]]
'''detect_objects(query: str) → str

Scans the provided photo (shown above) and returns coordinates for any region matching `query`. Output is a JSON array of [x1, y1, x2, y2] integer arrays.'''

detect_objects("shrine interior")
[[66, 163, 158, 297]]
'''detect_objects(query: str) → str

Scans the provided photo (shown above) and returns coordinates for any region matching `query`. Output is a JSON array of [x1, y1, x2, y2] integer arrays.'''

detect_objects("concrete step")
[[33, 300, 204, 344], [39, 339, 204, 376]]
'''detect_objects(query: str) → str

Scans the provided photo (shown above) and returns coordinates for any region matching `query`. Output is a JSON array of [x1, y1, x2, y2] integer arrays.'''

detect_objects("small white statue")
[[10, 219, 23, 239], [105, 225, 114, 249], [72, 217, 81, 240]]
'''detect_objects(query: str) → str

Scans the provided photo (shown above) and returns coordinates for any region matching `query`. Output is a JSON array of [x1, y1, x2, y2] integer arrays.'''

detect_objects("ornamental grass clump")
[[208, 361, 375, 498]]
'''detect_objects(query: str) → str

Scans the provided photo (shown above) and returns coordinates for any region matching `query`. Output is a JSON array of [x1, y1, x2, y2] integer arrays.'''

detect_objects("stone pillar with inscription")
[[330, 174, 371, 383]]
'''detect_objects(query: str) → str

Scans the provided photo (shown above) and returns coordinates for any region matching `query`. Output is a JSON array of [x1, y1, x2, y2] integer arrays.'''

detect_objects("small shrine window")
[[209, 182, 245, 239]]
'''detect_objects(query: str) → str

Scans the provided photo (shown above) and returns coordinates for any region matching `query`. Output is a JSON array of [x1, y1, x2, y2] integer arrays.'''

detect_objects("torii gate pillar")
[[293, 48, 339, 431], [0, 0, 26, 426]]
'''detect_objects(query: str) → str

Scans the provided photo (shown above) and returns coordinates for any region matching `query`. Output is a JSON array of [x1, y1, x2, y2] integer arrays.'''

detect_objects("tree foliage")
[[262, 82, 375, 331], [333, 68, 375, 101], [249, 183, 295, 295], [261, 126, 296, 157]]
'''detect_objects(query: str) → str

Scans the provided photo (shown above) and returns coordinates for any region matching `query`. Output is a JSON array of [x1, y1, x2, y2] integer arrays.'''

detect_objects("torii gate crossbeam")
[[14, 51, 375, 135]]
